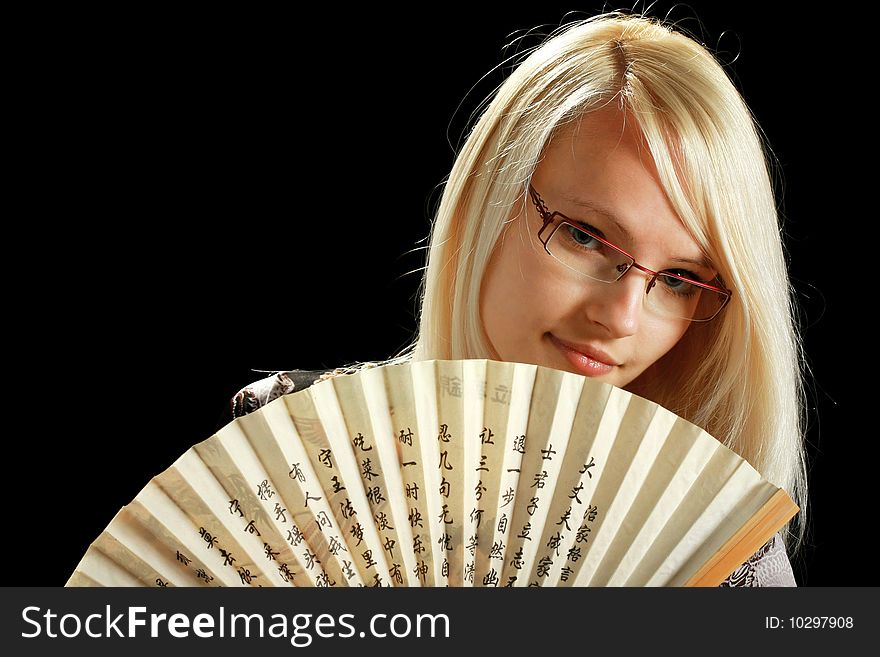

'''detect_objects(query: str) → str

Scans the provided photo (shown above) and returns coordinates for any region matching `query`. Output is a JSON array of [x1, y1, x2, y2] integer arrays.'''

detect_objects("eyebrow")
[[561, 194, 634, 242], [560, 193, 713, 271]]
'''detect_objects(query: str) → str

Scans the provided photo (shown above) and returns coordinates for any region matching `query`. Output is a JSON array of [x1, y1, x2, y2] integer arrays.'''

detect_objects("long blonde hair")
[[366, 12, 808, 558]]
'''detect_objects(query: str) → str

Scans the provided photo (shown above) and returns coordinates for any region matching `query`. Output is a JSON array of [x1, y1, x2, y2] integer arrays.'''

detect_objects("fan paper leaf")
[[67, 359, 798, 588]]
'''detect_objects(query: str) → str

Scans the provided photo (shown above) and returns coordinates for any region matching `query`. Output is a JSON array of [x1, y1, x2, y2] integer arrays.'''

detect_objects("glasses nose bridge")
[[616, 260, 660, 292]]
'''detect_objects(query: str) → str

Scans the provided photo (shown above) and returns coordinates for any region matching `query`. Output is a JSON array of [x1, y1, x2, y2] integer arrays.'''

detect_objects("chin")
[[621, 368, 654, 398]]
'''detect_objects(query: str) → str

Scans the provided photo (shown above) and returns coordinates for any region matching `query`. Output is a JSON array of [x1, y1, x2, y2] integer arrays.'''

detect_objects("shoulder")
[[230, 369, 329, 419], [719, 532, 797, 587], [229, 363, 383, 419]]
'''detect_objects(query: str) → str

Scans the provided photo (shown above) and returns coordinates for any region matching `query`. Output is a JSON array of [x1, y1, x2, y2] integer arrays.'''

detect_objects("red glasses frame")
[[528, 185, 732, 322]]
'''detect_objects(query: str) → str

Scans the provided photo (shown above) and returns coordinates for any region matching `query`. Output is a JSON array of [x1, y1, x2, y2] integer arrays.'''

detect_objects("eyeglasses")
[[528, 185, 732, 322]]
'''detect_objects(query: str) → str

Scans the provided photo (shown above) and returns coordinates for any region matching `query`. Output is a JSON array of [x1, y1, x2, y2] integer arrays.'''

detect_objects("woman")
[[231, 12, 808, 586]]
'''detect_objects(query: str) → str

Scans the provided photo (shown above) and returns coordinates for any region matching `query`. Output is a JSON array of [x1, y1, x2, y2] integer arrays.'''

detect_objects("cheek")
[[480, 227, 569, 354], [479, 240, 516, 355], [481, 231, 538, 348], [642, 318, 691, 363], [621, 320, 691, 389], [668, 320, 692, 351]]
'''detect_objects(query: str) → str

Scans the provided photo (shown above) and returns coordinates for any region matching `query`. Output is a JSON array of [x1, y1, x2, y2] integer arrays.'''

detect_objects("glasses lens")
[[646, 273, 728, 322], [546, 222, 632, 282], [547, 224, 728, 322]]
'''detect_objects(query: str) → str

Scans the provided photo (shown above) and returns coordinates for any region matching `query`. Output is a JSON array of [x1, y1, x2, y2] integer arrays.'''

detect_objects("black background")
[[8, 3, 870, 586]]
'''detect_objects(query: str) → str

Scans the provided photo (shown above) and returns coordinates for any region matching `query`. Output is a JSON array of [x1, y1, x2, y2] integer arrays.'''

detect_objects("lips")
[[549, 334, 621, 377]]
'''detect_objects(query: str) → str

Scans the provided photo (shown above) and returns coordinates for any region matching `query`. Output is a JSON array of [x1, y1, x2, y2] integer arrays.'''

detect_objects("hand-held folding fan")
[[67, 359, 798, 587]]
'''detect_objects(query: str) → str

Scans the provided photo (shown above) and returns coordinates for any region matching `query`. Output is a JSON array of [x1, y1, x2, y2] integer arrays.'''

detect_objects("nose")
[[582, 270, 647, 338]]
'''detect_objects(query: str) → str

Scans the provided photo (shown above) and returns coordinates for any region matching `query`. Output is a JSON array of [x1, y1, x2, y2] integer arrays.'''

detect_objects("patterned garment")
[[229, 368, 797, 587]]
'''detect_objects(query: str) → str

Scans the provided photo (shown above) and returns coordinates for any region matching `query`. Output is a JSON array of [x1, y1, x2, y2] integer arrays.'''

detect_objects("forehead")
[[534, 107, 707, 266], [539, 106, 660, 200]]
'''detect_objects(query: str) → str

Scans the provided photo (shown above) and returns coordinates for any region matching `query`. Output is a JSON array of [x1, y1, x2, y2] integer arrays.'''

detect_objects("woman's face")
[[480, 106, 713, 389]]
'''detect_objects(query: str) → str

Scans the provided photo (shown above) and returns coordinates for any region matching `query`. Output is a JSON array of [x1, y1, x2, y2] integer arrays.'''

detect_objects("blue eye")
[[658, 273, 700, 298], [660, 274, 685, 288], [565, 224, 599, 248]]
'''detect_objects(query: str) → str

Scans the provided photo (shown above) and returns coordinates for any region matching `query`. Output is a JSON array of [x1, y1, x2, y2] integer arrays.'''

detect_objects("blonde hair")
[[363, 12, 808, 558]]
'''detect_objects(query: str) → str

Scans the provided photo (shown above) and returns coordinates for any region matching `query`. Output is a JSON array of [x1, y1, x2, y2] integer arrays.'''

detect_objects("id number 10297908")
[[765, 617, 854, 629]]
